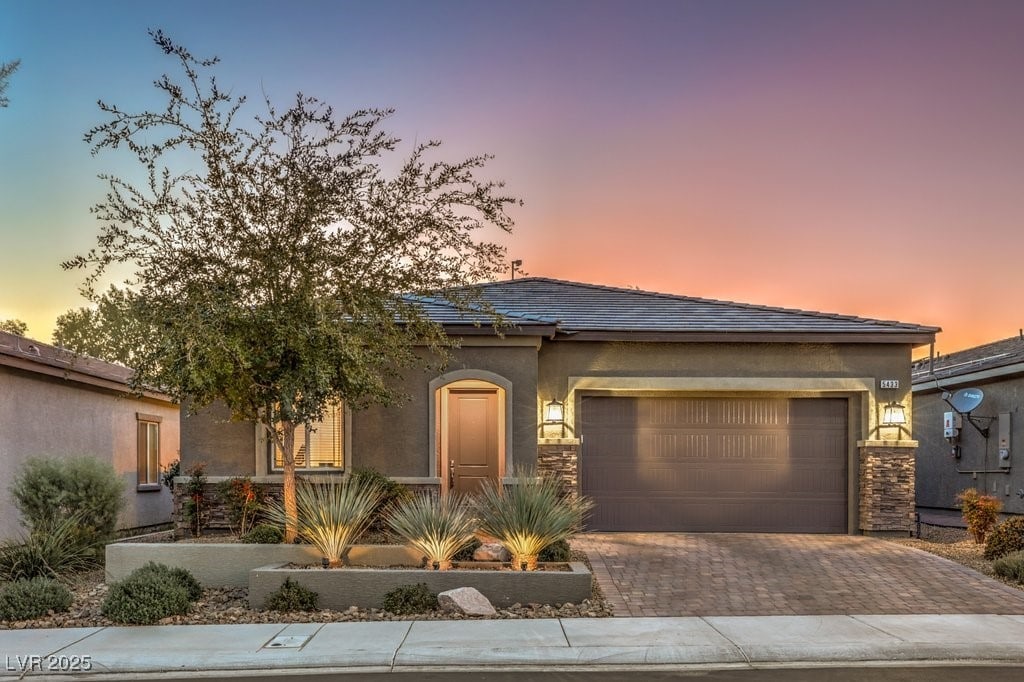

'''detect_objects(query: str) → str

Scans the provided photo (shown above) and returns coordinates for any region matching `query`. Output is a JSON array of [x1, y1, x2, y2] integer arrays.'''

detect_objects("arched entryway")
[[430, 371, 511, 495]]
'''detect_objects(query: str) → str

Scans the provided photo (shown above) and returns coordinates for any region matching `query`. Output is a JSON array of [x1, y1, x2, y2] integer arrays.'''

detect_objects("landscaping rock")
[[473, 543, 511, 562], [437, 587, 497, 616]]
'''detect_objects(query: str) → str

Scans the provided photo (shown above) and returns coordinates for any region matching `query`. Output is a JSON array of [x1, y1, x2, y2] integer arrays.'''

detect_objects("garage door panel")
[[587, 496, 847, 533], [581, 396, 848, 533]]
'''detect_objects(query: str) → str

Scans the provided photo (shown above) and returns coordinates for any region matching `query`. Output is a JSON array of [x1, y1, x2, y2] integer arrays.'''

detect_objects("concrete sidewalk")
[[3, 614, 1024, 678]]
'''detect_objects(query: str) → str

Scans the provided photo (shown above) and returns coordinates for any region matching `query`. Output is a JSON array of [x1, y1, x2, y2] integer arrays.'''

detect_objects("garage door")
[[580, 396, 848, 532]]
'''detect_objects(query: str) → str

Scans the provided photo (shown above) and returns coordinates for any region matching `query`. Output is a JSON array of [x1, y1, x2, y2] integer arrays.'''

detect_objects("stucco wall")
[[353, 344, 539, 475], [180, 399, 257, 476], [0, 367, 177, 541], [177, 339, 917, 495], [537, 341, 914, 440], [179, 341, 540, 479], [914, 374, 1024, 514]]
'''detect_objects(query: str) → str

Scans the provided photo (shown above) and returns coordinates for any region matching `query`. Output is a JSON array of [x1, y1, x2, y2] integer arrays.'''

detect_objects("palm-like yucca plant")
[[475, 468, 593, 571], [386, 493, 477, 570], [265, 479, 383, 567], [0, 514, 99, 581]]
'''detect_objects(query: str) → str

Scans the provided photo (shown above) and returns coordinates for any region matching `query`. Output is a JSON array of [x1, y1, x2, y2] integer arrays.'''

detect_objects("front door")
[[447, 388, 499, 495]]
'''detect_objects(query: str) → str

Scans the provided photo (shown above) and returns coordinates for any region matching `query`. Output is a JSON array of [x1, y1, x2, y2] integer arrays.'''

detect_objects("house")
[[0, 330, 178, 540], [912, 333, 1024, 515], [180, 278, 937, 536]]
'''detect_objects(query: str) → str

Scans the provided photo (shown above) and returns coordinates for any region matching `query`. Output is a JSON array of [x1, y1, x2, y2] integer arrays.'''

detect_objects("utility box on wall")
[[999, 411, 1011, 469], [943, 411, 962, 439]]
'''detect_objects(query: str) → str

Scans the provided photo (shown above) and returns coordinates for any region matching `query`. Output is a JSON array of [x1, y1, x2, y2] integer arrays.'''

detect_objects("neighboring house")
[[181, 278, 937, 536], [912, 333, 1024, 515], [0, 330, 177, 540]]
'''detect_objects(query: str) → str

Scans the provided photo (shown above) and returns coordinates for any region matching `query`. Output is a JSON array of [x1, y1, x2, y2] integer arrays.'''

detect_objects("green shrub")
[[993, 550, 1024, 582], [475, 467, 593, 570], [161, 458, 181, 488], [382, 583, 438, 615], [0, 577, 72, 621], [539, 538, 572, 563], [264, 578, 318, 612], [182, 463, 209, 537], [131, 562, 203, 601], [984, 516, 1024, 560], [453, 537, 482, 562], [102, 571, 190, 624], [241, 523, 284, 544], [0, 515, 99, 580], [957, 488, 1002, 544], [386, 493, 477, 570], [10, 456, 124, 545], [265, 479, 383, 566]]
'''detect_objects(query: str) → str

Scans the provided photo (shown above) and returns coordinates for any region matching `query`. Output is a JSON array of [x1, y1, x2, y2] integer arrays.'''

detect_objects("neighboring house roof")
[[441, 277, 939, 344], [0, 330, 172, 402], [912, 334, 1024, 390]]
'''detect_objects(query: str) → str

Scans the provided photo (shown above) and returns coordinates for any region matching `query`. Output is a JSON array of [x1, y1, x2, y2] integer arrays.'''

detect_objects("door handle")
[[449, 459, 455, 489]]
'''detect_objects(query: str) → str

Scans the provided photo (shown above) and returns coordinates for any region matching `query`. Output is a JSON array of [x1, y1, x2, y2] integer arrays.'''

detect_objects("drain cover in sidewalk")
[[264, 635, 312, 649]]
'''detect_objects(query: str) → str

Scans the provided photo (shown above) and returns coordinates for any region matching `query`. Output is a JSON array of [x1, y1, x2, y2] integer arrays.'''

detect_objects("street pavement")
[[3, 614, 1024, 679]]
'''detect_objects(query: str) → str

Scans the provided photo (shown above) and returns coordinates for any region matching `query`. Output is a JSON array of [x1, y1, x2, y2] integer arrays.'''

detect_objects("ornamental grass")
[[265, 480, 383, 567], [386, 493, 477, 570], [0, 515, 99, 581], [475, 468, 593, 571]]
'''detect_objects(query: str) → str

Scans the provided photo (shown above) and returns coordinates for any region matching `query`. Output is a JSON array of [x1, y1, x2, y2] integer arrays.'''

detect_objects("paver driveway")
[[573, 533, 1024, 617]]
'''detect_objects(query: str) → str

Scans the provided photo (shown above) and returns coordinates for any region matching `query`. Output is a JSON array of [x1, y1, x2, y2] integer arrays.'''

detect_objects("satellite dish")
[[949, 388, 984, 414]]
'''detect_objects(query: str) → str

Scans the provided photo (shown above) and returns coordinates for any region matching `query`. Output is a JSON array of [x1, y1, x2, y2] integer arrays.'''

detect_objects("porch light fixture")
[[544, 399, 564, 424], [544, 399, 566, 438], [880, 402, 908, 427]]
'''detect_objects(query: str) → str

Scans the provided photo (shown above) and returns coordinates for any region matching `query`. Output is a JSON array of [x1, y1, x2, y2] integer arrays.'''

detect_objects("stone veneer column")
[[857, 440, 917, 537], [536, 440, 580, 499]]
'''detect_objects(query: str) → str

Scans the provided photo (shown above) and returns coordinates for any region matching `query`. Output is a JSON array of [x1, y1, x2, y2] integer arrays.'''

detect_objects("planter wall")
[[105, 543, 424, 587], [249, 561, 593, 610]]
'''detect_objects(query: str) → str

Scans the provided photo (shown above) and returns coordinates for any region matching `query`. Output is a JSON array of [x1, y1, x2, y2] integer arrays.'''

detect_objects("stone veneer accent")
[[171, 479, 438, 536], [537, 442, 579, 499], [858, 441, 917, 537]]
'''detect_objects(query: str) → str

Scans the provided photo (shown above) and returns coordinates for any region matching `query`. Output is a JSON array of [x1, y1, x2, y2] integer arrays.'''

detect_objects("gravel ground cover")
[[888, 523, 1024, 591], [0, 550, 611, 630]]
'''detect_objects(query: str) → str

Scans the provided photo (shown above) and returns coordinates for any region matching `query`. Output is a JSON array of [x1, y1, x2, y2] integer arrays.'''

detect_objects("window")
[[136, 414, 161, 489], [271, 402, 345, 470]]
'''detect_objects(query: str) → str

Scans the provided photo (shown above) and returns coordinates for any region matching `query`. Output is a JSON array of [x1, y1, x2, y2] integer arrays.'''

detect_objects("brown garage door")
[[580, 396, 848, 532]]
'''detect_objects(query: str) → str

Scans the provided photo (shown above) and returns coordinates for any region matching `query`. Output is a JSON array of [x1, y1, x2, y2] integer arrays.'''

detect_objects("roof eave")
[[0, 353, 174, 404], [550, 330, 938, 345], [440, 323, 557, 337]]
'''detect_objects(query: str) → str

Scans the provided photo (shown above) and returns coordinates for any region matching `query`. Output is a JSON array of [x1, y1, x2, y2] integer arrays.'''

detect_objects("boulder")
[[473, 543, 511, 562], [437, 587, 497, 616]]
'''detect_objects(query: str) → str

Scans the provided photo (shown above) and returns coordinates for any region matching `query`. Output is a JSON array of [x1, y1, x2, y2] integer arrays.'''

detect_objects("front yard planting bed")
[[1, 551, 610, 630], [106, 542, 423, 587], [888, 524, 1024, 591], [249, 561, 592, 610]]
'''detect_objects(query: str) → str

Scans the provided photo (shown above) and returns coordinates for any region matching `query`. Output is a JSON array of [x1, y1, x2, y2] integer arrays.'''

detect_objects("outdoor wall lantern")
[[880, 402, 908, 427], [544, 399, 566, 438]]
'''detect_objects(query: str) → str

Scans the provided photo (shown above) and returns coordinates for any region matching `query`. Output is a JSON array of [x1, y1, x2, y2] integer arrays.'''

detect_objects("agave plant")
[[386, 493, 477, 570], [265, 479, 383, 566], [475, 468, 593, 571]]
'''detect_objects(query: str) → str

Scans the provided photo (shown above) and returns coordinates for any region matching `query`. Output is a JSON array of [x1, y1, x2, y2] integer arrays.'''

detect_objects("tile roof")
[[402, 294, 557, 332], [912, 334, 1024, 384], [443, 277, 938, 340], [0, 330, 172, 399]]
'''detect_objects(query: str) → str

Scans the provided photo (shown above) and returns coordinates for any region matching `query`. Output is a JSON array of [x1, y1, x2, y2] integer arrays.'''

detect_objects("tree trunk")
[[281, 420, 299, 543]]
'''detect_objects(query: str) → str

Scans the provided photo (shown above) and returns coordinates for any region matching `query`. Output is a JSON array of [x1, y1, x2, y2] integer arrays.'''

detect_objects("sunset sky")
[[2, 0, 1022, 356]]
